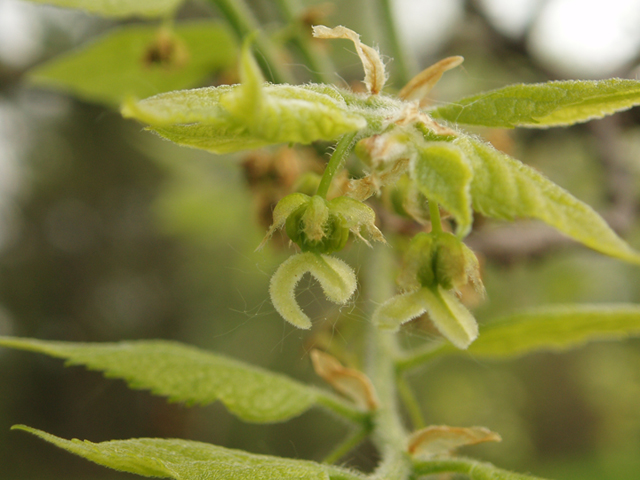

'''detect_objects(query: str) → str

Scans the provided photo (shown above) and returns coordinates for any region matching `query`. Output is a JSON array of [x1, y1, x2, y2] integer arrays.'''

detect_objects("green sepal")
[[410, 142, 473, 237], [285, 196, 349, 254], [456, 135, 640, 264], [373, 286, 478, 350], [269, 253, 357, 329], [29, 22, 236, 107], [0, 337, 316, 423], [261, 194, 382, 254], [13, 426, 365, 480], [431, 79, 640, 128], [24, 0, 184, 18]]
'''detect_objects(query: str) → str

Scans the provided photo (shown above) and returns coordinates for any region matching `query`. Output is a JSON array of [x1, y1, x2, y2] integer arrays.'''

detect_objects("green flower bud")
[[375, 232, 483, 350], [398, 231, 482, 293], [259, 193, 384, 254], [285, 196, 350, 254]]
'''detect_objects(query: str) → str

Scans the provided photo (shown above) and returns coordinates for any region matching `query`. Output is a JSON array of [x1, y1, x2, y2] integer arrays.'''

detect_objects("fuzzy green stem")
[[364, 245, 414, 480], [322, 426, 370, 465], [272, 0, 334, 84], [396, 373, 425, 429], [429, 201, 443, 234], [376, 0, 413, 88], [207, 0, 293, 83], [316, 132, 358, 199]]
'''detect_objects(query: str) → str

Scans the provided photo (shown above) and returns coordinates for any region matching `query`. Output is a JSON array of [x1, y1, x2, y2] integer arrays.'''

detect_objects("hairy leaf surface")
[[0, 337, 316, 423], [431, 79, 640, 128], [123, 84, 366, 152], [30, 23, 236, 106], [13, 426, 364, 480], [411, 142, 473, 236], [467, 305, 640, 358], [26, 0, 183, 18], [456, 136, 640, 264], [414, 457, 548, 479], [150, 123, 272, 154]]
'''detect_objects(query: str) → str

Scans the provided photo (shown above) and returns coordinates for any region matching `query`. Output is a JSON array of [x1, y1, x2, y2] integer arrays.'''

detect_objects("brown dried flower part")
[[393, 102, 458, 137], [398, 56, 464, 107], [407, 425, 502, 458], [349, 158, 410, 201], [312, 25, 386, 95], [299, 3, 335, 28], [310, 349, 379, 410], [142, 28, 189, 70]]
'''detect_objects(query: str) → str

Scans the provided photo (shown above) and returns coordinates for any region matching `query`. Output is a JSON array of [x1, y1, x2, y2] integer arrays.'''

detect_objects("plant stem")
[[322, 426, 370, 464], [395, 342, 452, 373], [316, 132, 358, 199], [315, 389, 370, 425], [364, 245, 414, 480], [272, 0, 334, 84], [207, 0, 294, 84], [429, 201, 443, 233], [396, 373, 425, 429], [375, 0, 413, 88]]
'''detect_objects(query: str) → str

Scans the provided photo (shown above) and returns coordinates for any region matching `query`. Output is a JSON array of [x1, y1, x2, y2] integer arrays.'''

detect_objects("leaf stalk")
[[316, 132, 359, 199]]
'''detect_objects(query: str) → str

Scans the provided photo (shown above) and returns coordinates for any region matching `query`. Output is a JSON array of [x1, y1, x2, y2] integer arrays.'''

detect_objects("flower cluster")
[[261, 192, 384, 328]]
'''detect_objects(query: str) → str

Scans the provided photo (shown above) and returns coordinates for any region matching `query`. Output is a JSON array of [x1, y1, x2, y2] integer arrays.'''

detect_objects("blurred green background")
[[1, 0, 640, 479]]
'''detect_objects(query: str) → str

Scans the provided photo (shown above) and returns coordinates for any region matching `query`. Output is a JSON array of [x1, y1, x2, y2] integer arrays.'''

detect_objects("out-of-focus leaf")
[[431, 79, 640, 128], [13, 426, 365, 480], [467, 305, 640, 359], [29, 22, 237, 106], [410, 142, 473, 236], [456, 136, 640, 264], [25, 0, 184, 18], [0, 337, 316, 423]]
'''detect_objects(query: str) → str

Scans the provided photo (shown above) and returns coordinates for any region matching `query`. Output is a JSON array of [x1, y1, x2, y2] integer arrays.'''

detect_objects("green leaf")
[[414, 457, 548, 480], [410, 142, 473, 236], [25, 0, 183, 18], [29, 22, 237, 107], [467, 304, 640, 359], [122, 41, 367, 152], [0, 337, 316, 423], [150, 123, 272, 154], [123, 84, 366, 152], [13, 426, 364, 480], [431, 79, 640, 128], [456, 136, 640, 264]]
